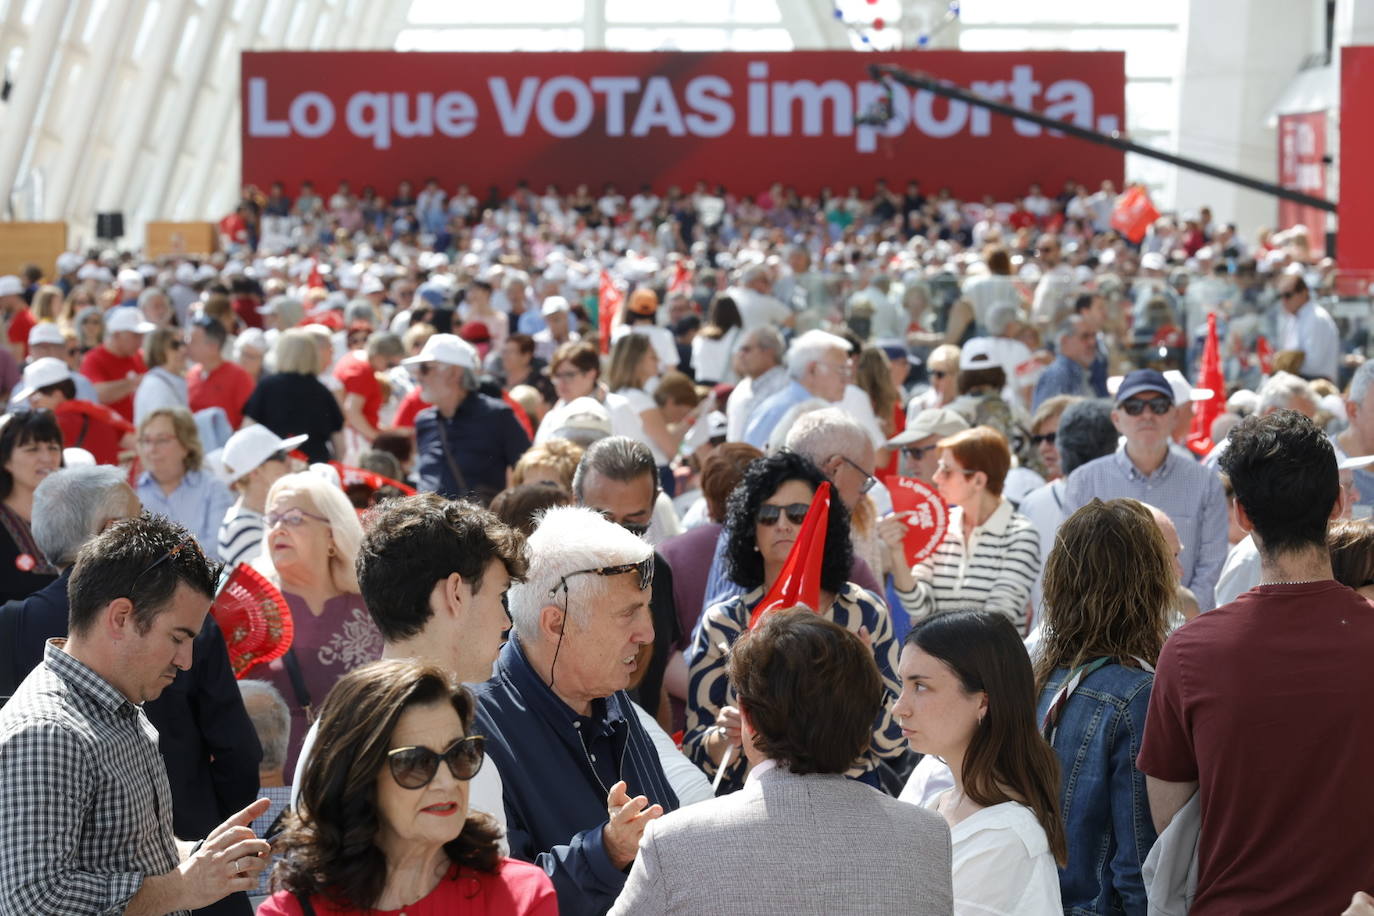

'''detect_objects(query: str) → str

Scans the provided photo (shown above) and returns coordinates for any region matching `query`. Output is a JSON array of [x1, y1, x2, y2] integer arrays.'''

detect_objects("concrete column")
[[1172, 0, 1320, 232]]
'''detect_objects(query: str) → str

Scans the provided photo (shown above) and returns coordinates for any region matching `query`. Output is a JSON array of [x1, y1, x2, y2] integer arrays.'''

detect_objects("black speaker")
[[96, 212, 124, 239]]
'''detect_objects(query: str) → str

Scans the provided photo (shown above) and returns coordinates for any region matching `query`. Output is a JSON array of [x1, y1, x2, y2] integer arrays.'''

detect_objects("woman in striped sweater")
[[884, 425, 1041, 632]]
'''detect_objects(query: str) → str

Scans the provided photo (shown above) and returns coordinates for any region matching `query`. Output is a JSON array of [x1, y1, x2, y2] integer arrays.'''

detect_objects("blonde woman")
[[134, 407, 234, 560], [244, 470, 382, 775], [243, 328, 344, 464]]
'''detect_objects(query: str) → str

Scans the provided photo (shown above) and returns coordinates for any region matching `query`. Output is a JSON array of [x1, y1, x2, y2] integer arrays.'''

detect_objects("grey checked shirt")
[[0, 640, 183, 915], [1063, 444, 1228, 610]]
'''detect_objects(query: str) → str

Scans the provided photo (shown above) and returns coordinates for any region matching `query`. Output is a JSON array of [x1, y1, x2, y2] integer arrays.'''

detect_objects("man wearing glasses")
[[883, 407, 969, 486], [743, 329, 851, 449], [473, 506, 678, 916], [0, 513, 273, 914], [1063, 369, 1228, 609], [1275, 272, 1338, 382]]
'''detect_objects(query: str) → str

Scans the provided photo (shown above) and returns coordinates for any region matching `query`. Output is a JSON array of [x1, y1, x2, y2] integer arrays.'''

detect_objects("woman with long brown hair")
[[259, 659, 556, 915], [1034, 498, 1174, 915], [894, 609, 1066, 915]]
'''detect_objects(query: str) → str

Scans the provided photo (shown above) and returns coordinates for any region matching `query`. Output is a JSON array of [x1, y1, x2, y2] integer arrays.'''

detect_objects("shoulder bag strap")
[[74, 413, 90, 448], [433, 414, 470, 496], [295, 893, 318, 916], [282, 648, 315, 724]]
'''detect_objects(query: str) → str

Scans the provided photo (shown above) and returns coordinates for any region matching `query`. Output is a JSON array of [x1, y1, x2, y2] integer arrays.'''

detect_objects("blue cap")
[[1115, 369, 1174, 405]]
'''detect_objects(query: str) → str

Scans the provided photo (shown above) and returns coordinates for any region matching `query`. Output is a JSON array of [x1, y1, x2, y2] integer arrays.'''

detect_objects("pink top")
[[257, 859, 558, 916]]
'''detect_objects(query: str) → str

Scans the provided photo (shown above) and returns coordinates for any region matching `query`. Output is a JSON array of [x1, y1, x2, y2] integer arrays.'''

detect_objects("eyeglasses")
[[1030, 432, 1057, 447], [550, 556, 654, 597], [1120, 398, 1172, 416], [552, 369, 585, 382], [837, 455, 877, 493], [138, 434, 178, 448], [901, 443, 939, 461], [929, 370, 948, 380], [757, 502, 810, 526], [131, 536, 200, 587], [386, 736, 485, 789], [1279, 289, 1303, 300], [265, 507, 331, 528], [816, 361, 854, 378], [933, 463, 976, 479]]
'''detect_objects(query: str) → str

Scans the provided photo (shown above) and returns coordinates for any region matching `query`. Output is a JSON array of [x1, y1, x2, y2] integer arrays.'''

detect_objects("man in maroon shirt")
[[1139, 410, 1374, 915], [185, 316, 254, 428], [79, 308, 152, 422]]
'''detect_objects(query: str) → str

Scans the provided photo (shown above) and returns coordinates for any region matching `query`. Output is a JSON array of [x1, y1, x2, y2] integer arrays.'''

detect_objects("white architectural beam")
[[0, 0, 65, 218]]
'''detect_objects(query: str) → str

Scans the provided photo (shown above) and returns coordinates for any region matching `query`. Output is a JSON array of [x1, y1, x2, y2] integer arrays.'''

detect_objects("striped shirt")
[[683, 583, 905, 794], [896, 499, 1041, 631], [0, 640, 183, 915], [217, 504, 264, 569]]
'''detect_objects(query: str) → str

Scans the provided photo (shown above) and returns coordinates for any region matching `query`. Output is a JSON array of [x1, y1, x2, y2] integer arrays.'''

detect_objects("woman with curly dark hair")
[[682, 449, 904, 795], [258, 659, 555, 916]]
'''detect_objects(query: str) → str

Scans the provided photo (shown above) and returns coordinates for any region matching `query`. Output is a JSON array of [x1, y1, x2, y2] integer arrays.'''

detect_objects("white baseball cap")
[[56, 253, 83, 275], [401, 333, 479, 370], [13, 357, 73, 402], [541, 295, 571, 317], [359, 274, 385, 296], [28, 323, 66, 347], [958, 337, 998, 371], [0, 275, 22, 297], [219, 425, 308, 483], [1162, 369, 1214, 403], [105, 309, 156, 334], [116, 268, 144, 292]]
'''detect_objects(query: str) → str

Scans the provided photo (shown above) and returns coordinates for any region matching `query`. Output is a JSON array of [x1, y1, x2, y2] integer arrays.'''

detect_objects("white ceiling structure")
[[0, 0, 1326, 247]]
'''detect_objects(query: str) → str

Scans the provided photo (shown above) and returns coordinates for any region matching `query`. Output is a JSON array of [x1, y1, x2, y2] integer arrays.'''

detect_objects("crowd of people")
[[0, 174, 1370, 916]]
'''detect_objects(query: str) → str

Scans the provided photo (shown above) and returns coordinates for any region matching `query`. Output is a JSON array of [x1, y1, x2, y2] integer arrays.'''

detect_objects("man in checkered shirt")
[[0, 514, 272, 915]]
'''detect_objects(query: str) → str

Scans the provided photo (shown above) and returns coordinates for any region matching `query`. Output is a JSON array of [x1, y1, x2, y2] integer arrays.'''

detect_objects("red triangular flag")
[[598, 270, 623, 355], [1256, 335, 1274, 375], [668, 259, 692, 295], [748, 482, 831, 629], [1187, 312, 1226, 456], [306, 259, 324, 289]]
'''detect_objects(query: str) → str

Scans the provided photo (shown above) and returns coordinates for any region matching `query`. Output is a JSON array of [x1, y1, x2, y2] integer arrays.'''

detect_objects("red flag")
[[668, 259, 692, 295], [1256, 335, 1275, 375], [1110, 185, 1160, 244], [748, 482, 831, 629], [1187, 312, 1226, 456], [306, 259, 324, 289], [598, 270, 623, 355]]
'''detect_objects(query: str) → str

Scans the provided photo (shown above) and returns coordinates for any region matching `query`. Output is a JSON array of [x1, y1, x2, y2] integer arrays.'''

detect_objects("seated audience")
[[610, 610, 953, 915], [895, 610, 1067, 915], [260, 659, 556, 915]]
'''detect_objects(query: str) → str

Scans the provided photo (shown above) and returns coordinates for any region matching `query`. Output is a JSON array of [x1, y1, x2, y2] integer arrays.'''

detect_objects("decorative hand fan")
[[213, 563, 294, 677]]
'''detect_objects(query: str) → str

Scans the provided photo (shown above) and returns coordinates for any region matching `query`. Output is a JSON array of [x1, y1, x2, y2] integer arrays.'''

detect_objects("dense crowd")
[[0, 175, 1370, 916]]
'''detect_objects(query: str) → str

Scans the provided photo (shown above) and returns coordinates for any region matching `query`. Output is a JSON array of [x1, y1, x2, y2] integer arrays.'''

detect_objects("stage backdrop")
[[240, 50, 1125, 202]]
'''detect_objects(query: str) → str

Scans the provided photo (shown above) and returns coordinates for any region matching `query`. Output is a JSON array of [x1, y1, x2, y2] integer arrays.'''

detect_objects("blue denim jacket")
[[1036, 663, 1157, 916]]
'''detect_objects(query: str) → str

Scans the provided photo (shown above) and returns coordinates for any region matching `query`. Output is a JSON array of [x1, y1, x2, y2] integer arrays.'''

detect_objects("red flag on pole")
[[1255, 335, 1275, 375], [598, 270, 623, 355], [1110, 185, 1161, 244], [668, 259, 692, 295], [306, 258, 324, 289], [748, 482, 831, 630], [1187, 312, 1226, 456]]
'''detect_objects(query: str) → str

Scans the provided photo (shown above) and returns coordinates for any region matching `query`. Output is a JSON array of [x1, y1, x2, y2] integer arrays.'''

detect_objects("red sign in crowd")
[[241, 50, 1125, 201]]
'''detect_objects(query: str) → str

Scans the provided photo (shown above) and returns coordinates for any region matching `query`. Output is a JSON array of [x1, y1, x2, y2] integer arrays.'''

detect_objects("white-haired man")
[[743, 330, 850, 449], [473, 506, 678, 916], [729, 263, 792, 331], [724, 326, 786, 442]]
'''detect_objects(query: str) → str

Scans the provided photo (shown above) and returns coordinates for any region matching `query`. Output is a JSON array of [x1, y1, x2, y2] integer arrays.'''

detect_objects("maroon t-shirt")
[[1138, 580, 1374, 915]]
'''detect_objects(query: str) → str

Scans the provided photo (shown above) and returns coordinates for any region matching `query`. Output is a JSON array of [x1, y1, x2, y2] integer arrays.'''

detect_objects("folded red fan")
[[213, 563, 294, 677]]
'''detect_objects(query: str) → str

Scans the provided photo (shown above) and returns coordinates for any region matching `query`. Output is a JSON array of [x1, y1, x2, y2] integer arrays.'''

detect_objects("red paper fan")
[[213, 563, 294, 677]]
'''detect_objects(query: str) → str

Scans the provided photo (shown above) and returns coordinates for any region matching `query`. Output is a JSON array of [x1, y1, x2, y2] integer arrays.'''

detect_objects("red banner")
[[241, 51, 1124, 202], [1278, 111, 1327, 256], [1340, 47, 1374, 274]]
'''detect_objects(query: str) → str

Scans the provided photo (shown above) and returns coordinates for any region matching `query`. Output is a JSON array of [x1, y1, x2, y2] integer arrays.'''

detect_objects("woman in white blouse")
[[689, 294, 743, 385], [133, 327, 189, 425], [608, 333, 692, 489], [894, 610, 1066, 916], [882, 424, 1041, 631]]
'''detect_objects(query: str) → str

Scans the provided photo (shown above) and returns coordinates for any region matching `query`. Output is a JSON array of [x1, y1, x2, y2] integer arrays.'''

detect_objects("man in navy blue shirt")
[[406, 333, 531, 506]]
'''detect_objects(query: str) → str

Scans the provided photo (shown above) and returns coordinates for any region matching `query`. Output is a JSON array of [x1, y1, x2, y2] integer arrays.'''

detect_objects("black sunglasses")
[[1121, 398, 1172, 416], [1030, 432, 1057, 446], [901, 443, 939, 460], [929, 370, 948, 380], [386, 735, 485, 789], [550, 556, 654, 597], [757, 502, 810, 526]]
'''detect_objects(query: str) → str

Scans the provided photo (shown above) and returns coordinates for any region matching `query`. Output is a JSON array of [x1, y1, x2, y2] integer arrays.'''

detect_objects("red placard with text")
[[1278, 111, 1327, 256], [888, 476, 949, 567], [241, 50, 1124, 202]]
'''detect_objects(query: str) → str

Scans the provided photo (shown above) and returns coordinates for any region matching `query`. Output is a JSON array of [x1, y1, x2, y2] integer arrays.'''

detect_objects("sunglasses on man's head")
[[386, 735, 485, 789], [757, 502, 810, 526], [550, 556, 654, 597], [1120, 398, 1172, 416]]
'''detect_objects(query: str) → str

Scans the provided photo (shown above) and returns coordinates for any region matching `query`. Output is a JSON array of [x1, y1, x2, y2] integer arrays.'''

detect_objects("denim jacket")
[[1035, 662, 1157, 916]]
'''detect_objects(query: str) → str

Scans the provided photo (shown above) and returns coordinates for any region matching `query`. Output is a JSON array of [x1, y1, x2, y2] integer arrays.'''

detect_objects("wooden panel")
[[146, 222, 217, 258], [0, 222, 68, 278]]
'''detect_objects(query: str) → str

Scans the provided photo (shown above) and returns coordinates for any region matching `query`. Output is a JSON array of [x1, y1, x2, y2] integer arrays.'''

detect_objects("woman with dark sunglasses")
[[683, 449, 904, 795], [260, 659, 556, 915]]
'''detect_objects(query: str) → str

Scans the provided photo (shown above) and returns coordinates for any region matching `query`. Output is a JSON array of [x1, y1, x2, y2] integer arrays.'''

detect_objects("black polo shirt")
[[415, 392, 531, 505]]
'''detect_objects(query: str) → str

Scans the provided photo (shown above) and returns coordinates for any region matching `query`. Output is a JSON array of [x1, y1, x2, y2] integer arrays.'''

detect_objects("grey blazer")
[[608, 765, 954, 915]]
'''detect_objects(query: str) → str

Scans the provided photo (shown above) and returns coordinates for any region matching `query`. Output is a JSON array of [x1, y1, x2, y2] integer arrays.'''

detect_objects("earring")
[[327, 546, 336, 557]]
